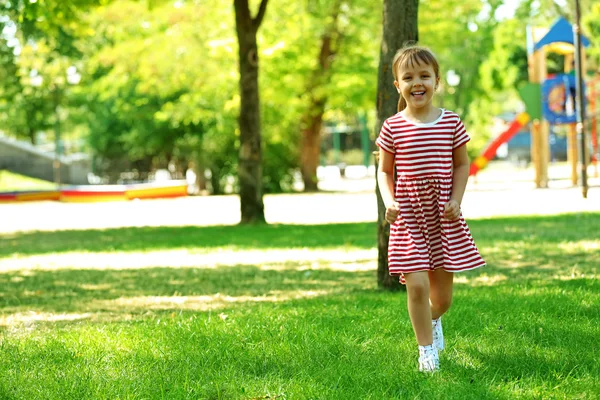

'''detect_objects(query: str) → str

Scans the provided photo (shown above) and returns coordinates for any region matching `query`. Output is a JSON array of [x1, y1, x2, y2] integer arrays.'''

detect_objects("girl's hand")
[[443, 200, 460, 220], [385, 202, 400, 224]]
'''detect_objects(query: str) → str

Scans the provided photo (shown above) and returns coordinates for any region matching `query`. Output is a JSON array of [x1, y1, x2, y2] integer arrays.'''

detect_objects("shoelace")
[[419, 355, 438, 371]]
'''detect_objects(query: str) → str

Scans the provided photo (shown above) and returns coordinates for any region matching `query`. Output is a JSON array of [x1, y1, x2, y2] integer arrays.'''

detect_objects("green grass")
[[0, 170, 55, 192], [0, 213, 599, 399]]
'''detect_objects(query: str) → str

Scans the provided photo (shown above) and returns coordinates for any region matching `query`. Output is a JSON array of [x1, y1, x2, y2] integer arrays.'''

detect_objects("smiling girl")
[[376, 45, 486, 372]]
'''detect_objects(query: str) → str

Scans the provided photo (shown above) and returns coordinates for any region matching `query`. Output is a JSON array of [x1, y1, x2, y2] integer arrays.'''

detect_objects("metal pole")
[[591, 79, 598, 178], [53, 89, 62, 186], [573, 0, 588, 198], [333, 128, 341, 165], [359, 112, 370, 168]]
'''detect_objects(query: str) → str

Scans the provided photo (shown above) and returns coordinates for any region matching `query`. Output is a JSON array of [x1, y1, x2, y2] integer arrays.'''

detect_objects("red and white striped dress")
[[376, 109, 485, 279]]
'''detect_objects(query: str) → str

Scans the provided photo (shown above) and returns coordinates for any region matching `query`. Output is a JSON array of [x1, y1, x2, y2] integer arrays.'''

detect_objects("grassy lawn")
[[0, 170, 56, 192], [0, 213, 598, 399]]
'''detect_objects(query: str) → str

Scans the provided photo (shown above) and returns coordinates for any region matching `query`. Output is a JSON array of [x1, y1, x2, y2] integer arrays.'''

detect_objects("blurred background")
[[0, 0, 598, 208]]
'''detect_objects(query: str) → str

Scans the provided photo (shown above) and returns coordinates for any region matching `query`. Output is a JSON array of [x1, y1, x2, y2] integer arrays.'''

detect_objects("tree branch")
[[252, 0, 269, 29]]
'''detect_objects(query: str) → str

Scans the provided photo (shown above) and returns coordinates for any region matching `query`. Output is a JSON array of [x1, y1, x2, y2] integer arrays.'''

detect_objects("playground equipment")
[[470, 112, 530, 176], [470, 17, 598, 188], [0, 181, 188, 203]]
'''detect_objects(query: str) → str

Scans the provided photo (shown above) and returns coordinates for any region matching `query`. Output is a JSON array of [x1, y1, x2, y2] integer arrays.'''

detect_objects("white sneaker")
[[432, 317, 445, 352], [418, 345, 440, 372]]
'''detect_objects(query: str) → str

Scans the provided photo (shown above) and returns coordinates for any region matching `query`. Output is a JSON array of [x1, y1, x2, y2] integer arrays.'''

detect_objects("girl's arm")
[[377, 150, 396, 208], [450, 144, 470, 205]]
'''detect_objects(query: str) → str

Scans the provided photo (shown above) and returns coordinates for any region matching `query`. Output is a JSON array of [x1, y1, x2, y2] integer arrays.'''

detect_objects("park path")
[[1, 163, 599, 234]]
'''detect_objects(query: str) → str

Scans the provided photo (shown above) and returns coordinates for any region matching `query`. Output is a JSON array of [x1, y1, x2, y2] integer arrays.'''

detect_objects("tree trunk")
[[300, 3, 343, 192], [375, 0, 418, 290], [374, 151, 397, 289], [300, 97, 326, 192], [195, 152, 207, 193], [234, 0, 269, 223], [210, 166, 222, 195], [28, 128, 36, 145]]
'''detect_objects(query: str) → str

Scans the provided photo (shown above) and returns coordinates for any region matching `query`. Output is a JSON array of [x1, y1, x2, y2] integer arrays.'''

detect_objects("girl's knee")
[[406, 276, 429, 302], [432, 296, 452, 312]]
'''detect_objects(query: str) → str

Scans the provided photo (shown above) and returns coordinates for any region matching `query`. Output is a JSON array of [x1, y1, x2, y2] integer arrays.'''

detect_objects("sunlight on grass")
[[0, 290, 331, 328], [79, 283, 113, 291], [557, 240, 600, 252], [1, 311, 92, 326], [556, 271, 599, 280], [454, 274, 508, 286], [0, 249, 376, 272], [0, 170, 55, 191], [94, 290, 330, 311]]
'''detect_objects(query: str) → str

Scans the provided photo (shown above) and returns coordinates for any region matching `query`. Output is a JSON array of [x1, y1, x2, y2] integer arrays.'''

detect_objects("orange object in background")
[[126, 182, 188, 200], [0, 181, 188, 203], [469, 112, 531, 176], [17, 191, 61, 202], [0, 191, 60, 203], [60, 187, 127, 203]]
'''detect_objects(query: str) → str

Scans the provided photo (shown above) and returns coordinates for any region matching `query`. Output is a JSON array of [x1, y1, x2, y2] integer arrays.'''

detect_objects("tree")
[[258, 0, 382, 193], [584, 3, 600, 69], [375, 0, 418, 290], [1, 0, 107, 56], [0, 0, 101, 145], [234, 0, 269, 223], [1, 40, 64, 145], [76, 0, 238, 184], [299, 1, 344, 192]]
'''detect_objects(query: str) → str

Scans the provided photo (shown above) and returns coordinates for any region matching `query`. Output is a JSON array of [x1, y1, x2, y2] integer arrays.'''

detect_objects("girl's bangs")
[[398, 50, 436, 71]]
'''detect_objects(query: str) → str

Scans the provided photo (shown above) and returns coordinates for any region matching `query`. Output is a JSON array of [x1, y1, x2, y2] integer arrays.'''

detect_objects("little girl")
[[376, 45, 485, 372]]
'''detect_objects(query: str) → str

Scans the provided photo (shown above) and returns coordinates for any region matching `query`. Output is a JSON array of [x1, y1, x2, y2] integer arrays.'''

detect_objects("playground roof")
[[534, 17, 591, 54]]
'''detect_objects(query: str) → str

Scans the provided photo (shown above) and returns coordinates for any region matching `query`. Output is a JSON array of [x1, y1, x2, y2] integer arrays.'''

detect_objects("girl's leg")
[[403, 271, 433, 345], [428, 269, 454, 319]]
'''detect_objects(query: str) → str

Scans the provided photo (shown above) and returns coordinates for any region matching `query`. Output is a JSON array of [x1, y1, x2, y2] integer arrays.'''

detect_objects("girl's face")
[[394, 62, 439, 112]]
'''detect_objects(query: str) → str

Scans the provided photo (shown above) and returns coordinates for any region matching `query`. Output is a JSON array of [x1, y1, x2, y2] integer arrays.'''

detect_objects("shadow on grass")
[[471, 212, 599, 245], [439, 317, 600, 397], [0, 265, 375, 317], [0, 223, 377, 257], [1, 212, 598, 258]]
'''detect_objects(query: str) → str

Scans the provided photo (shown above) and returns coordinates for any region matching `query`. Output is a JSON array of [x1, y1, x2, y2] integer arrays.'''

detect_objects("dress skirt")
[[388, 174, 485, 279]]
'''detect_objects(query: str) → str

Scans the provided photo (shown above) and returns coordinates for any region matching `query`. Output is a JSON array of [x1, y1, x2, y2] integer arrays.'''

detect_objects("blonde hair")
[[392, 45, 440, 112]]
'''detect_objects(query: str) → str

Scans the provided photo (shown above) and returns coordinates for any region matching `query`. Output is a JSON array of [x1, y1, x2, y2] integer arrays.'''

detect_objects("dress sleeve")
[[453, 117, 471, 149], [376, 120, 395, 154]]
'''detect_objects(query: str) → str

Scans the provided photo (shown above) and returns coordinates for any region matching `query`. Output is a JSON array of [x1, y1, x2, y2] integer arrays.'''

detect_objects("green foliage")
[[325, 148, 364, 166], [528, 0, 595, 25], [583, 3, 600, 70], [8, 40, 77, 145], [1, 0, 599, 190], [0, 28, 20, 107], [466, 16, 530, 158], [76, 1, 236, 183], [258, 0, 381, 191], [417, 0, 507, 157], [1, 0, 109, 55], [421, 0, 496, 116], [0, 0, 103, 146], [0, 170, 55, 191]]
